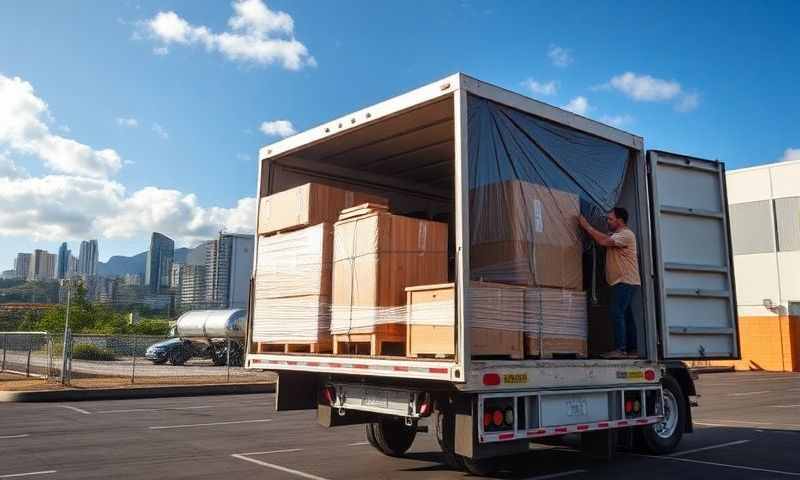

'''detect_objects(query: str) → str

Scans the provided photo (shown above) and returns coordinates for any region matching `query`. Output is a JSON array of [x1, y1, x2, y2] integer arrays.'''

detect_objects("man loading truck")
[[579, 207, 641, 358]]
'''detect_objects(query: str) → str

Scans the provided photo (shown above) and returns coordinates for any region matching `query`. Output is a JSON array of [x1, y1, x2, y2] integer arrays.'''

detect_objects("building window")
[[774, 196, 800, 252], [729, 200, 775, 255]]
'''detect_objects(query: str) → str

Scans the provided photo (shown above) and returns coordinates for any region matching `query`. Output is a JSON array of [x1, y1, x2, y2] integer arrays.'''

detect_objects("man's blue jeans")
[[611, 283, 638, 353]]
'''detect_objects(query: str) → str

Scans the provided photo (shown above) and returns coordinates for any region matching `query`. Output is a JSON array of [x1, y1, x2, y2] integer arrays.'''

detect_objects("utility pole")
[[61, 282, 71, 385]]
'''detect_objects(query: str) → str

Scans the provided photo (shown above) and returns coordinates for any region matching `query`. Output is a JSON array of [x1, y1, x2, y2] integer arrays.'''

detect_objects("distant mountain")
[[96, 247, 192, 277]]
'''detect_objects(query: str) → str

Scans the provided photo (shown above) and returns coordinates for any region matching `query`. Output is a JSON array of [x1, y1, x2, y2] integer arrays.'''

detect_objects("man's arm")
[[577, 215, 616, 247]]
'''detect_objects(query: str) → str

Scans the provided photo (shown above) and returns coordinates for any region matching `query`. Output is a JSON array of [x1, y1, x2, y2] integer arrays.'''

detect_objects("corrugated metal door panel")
[[729, 200, 775, 255], [647, 151, 739, 360], [774, 197, 800, 252]]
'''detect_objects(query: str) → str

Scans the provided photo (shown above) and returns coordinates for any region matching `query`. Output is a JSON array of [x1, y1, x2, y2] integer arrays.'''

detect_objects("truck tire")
[[460, 456, 500, 476], [369, 419, 416, 457], [365, 423, 379, 449], [169, 349, 188, 366], [433, 409, 464, 469], [641, 375, 685, 454]]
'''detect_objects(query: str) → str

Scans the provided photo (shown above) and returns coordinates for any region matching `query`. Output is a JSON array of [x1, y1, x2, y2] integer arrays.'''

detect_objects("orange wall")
[[690, 315, 800, 372]]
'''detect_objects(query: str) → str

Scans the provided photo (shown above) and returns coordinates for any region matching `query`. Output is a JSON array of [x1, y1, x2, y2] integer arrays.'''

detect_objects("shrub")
[[71, 343, 116, 361]]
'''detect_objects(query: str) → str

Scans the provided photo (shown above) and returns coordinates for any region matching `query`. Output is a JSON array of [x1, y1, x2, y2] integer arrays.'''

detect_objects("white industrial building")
[[727, 159, 800, 317]]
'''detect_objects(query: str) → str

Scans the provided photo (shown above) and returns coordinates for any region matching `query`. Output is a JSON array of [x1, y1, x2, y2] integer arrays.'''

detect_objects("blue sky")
[[0, 0, 798, 269]]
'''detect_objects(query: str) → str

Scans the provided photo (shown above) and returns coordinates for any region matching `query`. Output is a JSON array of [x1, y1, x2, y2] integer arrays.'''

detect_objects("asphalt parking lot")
[[1, 371, 799, 479]]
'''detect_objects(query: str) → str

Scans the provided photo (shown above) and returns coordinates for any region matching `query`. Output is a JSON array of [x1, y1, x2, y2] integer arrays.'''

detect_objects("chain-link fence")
[[1, 332, 265, 388]]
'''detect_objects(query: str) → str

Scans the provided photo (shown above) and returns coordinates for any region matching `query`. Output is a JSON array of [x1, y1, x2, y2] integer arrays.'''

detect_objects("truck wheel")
[[365, 423, 379, 449], [641, 375, 685, 454], [369, 419, 416, 457], [460, 456, 499, 476], [433, 409, 464, 469], [169, 350, 187, 366]]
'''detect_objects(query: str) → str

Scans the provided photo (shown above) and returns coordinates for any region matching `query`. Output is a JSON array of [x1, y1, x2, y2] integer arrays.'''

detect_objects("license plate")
[[362, 391, 389, 408], [565, 398, 589, 417]]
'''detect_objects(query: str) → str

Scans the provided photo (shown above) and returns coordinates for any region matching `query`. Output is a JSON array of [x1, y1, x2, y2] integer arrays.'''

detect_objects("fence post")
[[1, 333, 6, 372], [26, 334, 33, 377], [131, 335, 137, 385], [47, 334, 53, 380], [226, 335, 231, 383]]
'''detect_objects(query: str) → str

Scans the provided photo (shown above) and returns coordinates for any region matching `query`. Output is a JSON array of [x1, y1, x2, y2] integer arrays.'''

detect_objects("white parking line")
[[640, 454, 800, 477], [150, 419, 272, 430], [769, 405, 800, 408], [696, 418, 775, 426], [0, 471, 57, 479], [96, 405, 214, 414], [0, 434, 29, 439], [58, 405, 91, 415], [728, 391, 770, 397], [237, 449, 304, 456], [232, 453, 331, 480], [347, 441, 369, 446], [669, 440, 750, 457], [524, 469, 588, 480]]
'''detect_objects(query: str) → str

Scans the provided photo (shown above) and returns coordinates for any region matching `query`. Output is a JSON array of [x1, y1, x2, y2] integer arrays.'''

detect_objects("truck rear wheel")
[[461, 456, 500, 476], [368, 419, 416, 457], [641, 375, 685, 454], [433, 409, 464, 469]]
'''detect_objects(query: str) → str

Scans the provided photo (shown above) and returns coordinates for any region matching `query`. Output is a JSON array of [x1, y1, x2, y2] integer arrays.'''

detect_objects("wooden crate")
[[524, 335, 588, 359], [523, 288, 588, 358], [405, 282, 524, 360], [257, 339, 333, 354], [258, 183, 388, 236], [331, 205, 448, 342], [333, 323, 406, 356]]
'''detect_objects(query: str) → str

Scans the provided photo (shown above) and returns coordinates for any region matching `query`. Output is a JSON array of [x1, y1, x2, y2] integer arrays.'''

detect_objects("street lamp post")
[[61, 283, 71, 385]]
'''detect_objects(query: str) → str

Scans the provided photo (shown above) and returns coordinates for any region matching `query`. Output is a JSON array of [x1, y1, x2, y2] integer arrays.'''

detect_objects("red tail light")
[[483, 412, 492, 428], [322, 386, 336, 405], [625, 400, 633, 413], [483, 373, 501, 386], [492, 410, 504, 427], [644, 369, 656, 381]]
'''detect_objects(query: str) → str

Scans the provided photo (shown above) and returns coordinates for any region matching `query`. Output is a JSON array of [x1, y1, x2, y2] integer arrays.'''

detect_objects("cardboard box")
[[255, 223, 333, 299], [405, 282, 524, 359], [523, 288, 587, 357], [258, 183, 388, 236], [470, 180, 582, 290], [331, 205, 448, 336], [252, 223, 334, 344]]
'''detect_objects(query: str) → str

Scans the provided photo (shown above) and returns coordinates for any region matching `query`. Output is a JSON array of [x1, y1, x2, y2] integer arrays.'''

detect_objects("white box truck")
[[245, 73, 739, 475]]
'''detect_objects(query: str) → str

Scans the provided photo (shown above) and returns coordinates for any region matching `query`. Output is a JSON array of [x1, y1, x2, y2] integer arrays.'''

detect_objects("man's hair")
[[611, 207, 629, 224]]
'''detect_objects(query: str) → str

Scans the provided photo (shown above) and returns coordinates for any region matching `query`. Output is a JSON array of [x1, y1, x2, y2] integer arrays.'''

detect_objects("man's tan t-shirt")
[[606, 227, 641, 286]]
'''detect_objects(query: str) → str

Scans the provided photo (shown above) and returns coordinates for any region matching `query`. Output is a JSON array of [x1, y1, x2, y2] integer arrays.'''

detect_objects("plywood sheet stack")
[[406, 282, 524, 359], [252, 183, 388, 353], [469, 180, 588, 358], [331, 204, 448, 356], [523, 288, 588, 358]]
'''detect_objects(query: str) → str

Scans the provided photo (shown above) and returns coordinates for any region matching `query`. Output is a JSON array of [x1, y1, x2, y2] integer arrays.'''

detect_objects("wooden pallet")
[[524, 335, 587, 359], [333, 323, 406, 356], [256, 339, 333, 354]]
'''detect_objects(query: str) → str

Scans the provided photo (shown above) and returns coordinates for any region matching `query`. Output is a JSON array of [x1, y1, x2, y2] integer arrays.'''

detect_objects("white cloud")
[[608, 72, 681, 101], [675, 92, 700, 112], [521, 78, 557, 96], [260, 119, 296, 138], [116, 117, 139, 128], [0, 173, 255, 243], [152, 122, 168, 139], [142, 0, 315, 70], [778, 148, 800, 163], [563, 96, 590, 116], [0, 74, 123, 178], [548, 45, 573, 67], [0, 73, 255, 245], [600, 114, 634, 128], [0, 152, 26, 179], [153, 46, 169, 56]]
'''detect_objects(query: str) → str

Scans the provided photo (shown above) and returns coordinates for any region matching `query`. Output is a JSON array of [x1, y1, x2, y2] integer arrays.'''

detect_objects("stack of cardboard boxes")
[[252, 183, 386, 353]]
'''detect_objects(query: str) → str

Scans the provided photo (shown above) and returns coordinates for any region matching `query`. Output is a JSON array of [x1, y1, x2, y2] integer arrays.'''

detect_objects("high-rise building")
[[206, 233, 254, 309], [28, 249, 56, 281], [67, 254, 78, 278], [78, 240, 98, 276], [13, 253, 31, 279], [121, 273, 142, 286], [57, 242, 70, 280], [145, 232, 174, 292], [176, 264, 208, 309]]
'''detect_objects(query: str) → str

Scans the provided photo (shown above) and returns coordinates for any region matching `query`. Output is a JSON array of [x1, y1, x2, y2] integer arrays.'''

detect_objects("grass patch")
[[71, 344, 116, 361]]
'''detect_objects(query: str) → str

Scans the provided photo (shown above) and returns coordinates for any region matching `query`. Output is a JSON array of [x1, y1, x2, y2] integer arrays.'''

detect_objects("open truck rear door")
[[647, 150, 739, 360]]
